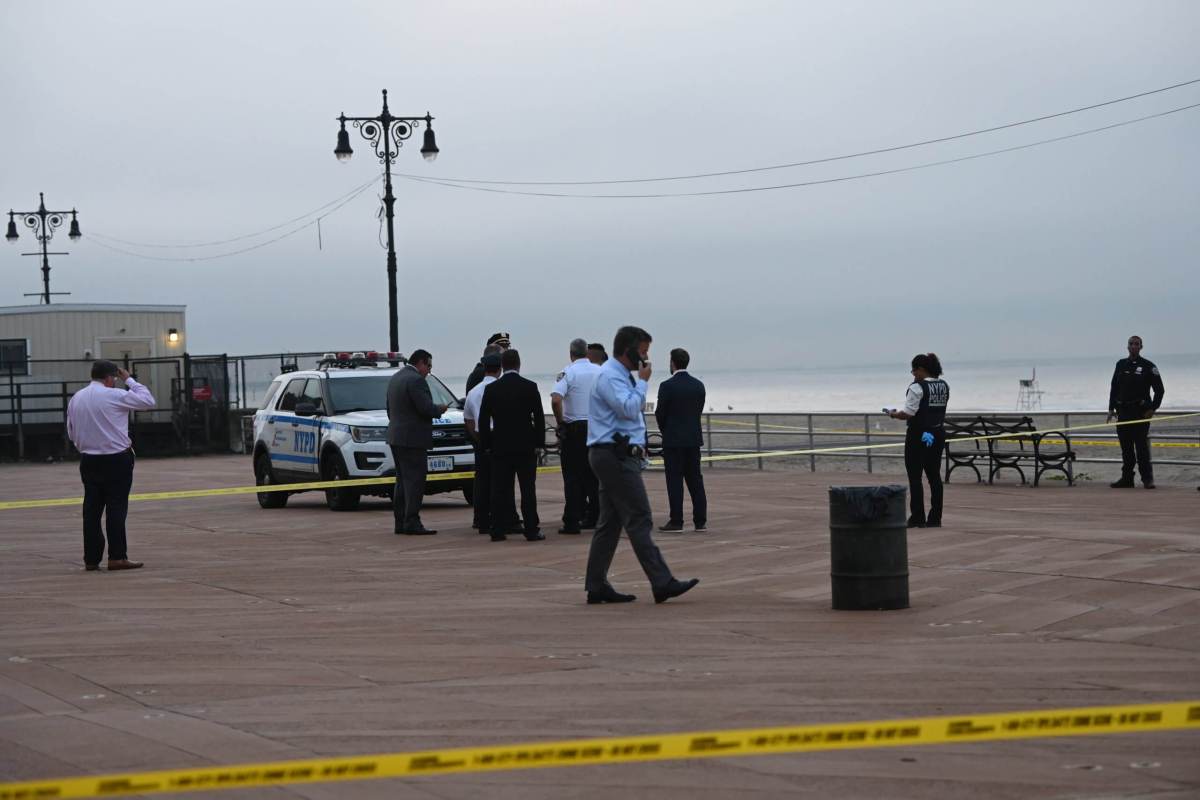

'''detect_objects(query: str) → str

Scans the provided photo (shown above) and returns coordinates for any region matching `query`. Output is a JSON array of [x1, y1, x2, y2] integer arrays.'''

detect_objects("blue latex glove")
[[921, 431, 935, 448]]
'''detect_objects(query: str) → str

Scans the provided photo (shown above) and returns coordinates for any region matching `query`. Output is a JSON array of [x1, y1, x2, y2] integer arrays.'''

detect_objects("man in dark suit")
[[655, 348, 708, 532], [478, 349, 546, 542], [387, 349, 449, 535]]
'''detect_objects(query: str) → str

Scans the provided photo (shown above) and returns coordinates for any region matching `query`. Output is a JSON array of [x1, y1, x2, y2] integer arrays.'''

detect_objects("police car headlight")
[[351, 426, 388, 443]]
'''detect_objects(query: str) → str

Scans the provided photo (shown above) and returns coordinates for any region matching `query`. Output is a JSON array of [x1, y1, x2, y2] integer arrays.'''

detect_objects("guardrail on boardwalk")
[[661, 410, 1200, 473]]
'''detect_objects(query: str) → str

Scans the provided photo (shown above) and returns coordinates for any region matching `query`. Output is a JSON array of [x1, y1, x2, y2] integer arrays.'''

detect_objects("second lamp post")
[[334, 89, 439, 355]]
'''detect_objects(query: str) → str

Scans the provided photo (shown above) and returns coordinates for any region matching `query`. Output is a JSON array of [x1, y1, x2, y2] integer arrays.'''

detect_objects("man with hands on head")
[[66, 360, 157, 572]]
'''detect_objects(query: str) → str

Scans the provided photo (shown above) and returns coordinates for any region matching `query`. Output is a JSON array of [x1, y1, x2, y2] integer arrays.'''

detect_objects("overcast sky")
[[3, 0, 1197, 375]]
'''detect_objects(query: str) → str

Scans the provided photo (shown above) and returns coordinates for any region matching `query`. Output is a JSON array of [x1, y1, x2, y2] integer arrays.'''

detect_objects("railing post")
[[15, 384, 24, 461], [865, 414, 872, 473], [705, 413, 713, 463], [755, 414, 763, 470], [61, 382, 70, 459], [808, 413, 816, 472]]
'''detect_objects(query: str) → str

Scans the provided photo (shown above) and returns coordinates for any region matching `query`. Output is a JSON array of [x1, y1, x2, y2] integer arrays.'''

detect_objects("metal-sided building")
[[0, 303, 200, 459]]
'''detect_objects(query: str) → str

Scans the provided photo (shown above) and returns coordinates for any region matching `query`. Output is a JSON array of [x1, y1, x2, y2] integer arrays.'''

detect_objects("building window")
[[0, 339, 29, 376]]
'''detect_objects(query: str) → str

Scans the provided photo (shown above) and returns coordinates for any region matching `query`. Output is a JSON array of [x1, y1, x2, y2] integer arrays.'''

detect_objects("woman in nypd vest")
[[888, 353, 949, 528]]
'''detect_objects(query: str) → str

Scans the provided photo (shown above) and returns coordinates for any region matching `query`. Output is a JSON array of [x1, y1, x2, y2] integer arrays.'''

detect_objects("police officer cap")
[[487, 332, 511, 347], [481, 353, 502, 369]]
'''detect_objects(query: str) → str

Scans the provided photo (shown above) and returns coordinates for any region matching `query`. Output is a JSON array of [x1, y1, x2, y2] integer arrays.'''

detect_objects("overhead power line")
[[400, 102, 1200, 199], [394, 76, 1200, 186], [85, 180, 377, 262], [89, 174, 382, 249]]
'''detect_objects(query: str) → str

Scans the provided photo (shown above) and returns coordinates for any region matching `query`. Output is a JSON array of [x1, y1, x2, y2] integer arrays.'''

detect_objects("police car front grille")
[[431, 426, 469, 449]]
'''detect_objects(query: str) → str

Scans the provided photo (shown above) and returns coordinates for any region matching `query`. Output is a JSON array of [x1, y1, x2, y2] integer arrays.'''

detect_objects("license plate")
[[427, 456, 454, 473]]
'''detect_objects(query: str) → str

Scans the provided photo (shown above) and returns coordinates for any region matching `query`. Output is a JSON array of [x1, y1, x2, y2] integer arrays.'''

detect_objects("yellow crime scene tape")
[[1, 699, 1195, 799], [0, 414, 1196, 512]]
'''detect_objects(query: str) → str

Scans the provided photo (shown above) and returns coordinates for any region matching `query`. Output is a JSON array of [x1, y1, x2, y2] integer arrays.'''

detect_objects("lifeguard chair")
[[1016, 368, 1044, 411]]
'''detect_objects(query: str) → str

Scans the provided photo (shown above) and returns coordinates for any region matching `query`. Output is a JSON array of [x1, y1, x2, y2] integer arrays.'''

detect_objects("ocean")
[[505, 353, 1200, 414], [242, 353, 1200, 414]]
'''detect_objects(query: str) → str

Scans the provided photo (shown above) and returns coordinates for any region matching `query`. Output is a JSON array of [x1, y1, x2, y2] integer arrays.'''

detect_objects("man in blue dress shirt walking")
[[583, 325, 699, 605]]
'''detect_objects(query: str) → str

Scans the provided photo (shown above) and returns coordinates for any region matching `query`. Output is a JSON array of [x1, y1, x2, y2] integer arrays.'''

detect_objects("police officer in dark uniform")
[[466, 333, 510, 396], [1107, 334, 1164, 489], [888, 353, 949, 528]]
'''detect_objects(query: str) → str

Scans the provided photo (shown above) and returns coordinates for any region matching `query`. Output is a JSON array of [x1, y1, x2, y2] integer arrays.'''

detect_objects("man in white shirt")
[[551, 338, 602, 534], [66, 360, 157, 571], [463, 353, 501, 532]]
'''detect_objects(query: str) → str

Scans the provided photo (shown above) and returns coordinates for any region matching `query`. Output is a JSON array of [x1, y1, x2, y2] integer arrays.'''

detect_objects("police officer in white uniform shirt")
[[551, 338, 602, 534]]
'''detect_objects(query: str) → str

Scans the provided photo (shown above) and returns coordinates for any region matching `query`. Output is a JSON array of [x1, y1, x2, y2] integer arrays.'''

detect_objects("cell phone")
[[882, 407, 894, 415]]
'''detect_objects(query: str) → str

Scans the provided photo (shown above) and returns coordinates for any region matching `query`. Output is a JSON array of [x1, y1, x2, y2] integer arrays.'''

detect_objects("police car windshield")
[[326, 374, 458, 414]]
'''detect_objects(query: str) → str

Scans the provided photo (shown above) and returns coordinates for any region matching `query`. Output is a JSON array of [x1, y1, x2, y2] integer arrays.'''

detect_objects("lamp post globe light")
[[6, 192, 81, 304], [333, 89, 439, 354]]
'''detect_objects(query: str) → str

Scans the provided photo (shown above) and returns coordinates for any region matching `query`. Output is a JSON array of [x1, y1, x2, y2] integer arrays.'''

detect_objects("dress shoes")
[[107, 559, 143, 571], [925, 520, 942, 528], [85, 563, 100, 572], [587, 588, 636, 604], [557, 526, 582, 535], [396, 527, 437, 535], [1110, 479, 1135, 488], [694, 523, 708, 532], [653, 577, 699, 604], [490, 534, 508, 542], [658, 521, 685, 532], [524, 530, 545, 541], [1144, 482, 1156, 489], [906, 517, 926, 529]]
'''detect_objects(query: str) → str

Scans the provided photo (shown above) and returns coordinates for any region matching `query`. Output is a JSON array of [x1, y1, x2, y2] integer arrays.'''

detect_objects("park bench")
[[944, 415, 1075, 487]]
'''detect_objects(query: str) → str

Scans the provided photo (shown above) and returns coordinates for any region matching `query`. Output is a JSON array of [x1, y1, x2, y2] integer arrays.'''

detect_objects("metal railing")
[[645, 410, 1200, 472]]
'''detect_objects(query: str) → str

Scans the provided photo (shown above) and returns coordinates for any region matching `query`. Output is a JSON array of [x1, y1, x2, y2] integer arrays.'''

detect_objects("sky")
[[2, 0, 1198, 377]]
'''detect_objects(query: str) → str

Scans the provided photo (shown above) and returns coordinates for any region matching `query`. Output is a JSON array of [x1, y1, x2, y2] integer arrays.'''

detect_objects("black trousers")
[[662, 446, 707, 526], [490, 450, 540, 535], [904, 429, 944, 524], [1116, 407, 1153, 483], [472, 446, 492, 529], [560, 420, 598, 528], [390, 445, 428, 531], [79, 450, 135, 565], [585, 447, 673, 593]]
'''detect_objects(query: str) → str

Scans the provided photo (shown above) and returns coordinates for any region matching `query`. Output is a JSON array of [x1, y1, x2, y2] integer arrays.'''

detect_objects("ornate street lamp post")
[[6, 192, 81, 304], [333, 89, 439, 354]]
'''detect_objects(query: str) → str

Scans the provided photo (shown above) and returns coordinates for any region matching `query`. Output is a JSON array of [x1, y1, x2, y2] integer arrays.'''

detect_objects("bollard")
[[828, 485, 909, 610]]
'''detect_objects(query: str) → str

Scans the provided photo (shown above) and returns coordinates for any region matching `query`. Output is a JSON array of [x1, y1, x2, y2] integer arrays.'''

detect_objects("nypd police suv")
[[251, 351, 474, 510]]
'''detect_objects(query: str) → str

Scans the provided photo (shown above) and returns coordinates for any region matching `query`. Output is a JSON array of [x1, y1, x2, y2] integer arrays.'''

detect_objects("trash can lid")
[[829, 485, 906, 522]]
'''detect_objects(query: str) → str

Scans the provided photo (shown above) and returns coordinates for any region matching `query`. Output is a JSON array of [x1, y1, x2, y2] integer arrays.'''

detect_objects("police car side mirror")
[[295, 402, 319, 417], [454, 398, 466, 410]]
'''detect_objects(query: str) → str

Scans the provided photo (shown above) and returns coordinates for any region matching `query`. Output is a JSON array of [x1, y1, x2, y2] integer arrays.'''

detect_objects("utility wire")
[[401, 101, 1200, 199], [85, 181, 377, 262], [394, 77, 1200, 186], [90, 174, 382, 249]]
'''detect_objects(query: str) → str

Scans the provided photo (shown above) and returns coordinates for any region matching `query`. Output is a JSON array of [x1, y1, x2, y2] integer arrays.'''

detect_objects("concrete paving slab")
[[0, 454, 1197, 799]]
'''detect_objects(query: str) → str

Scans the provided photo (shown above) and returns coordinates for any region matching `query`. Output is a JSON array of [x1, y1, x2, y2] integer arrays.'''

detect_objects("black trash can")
[[828, 485, 909, 610]]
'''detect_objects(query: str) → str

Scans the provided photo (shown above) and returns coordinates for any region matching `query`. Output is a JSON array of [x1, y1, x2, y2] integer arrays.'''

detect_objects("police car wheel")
[[255, 452, 288, 509], [461, 481, 474, 506], [323, 453, 361, 511]]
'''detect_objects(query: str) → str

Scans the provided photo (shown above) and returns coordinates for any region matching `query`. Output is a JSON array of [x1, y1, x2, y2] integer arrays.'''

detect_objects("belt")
[[564, 419, 588, 426], [589, 442, 620, 449]]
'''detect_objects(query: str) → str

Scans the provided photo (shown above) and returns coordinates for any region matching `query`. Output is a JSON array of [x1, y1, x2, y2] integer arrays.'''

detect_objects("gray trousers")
[[585, 447, 673, 593], [390, 445, 427, 530]]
